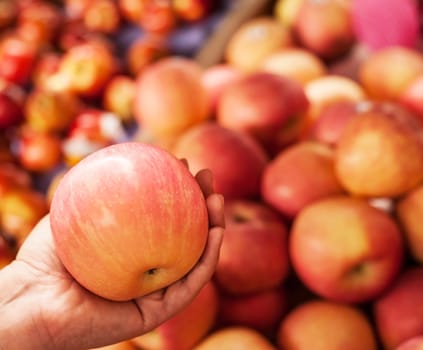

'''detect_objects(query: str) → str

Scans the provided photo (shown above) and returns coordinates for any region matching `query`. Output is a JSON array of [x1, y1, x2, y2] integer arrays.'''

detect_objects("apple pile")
[[3, 0, 423, 349]]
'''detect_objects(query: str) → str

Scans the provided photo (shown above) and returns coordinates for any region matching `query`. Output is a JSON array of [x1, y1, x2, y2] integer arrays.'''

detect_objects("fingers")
[[195, 168, 214, 198], [207, 193, 225, 229]]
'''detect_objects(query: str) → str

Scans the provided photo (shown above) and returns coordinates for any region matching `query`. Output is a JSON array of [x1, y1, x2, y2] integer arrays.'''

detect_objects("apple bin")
[[2, 0, 423, 349]]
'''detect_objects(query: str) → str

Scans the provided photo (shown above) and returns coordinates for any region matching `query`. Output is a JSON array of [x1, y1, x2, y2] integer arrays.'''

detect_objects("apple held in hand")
[[290, 195, 404, 303], [49, 142, 209, 301]]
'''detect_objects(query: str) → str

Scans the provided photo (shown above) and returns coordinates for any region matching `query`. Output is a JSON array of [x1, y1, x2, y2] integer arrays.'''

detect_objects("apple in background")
[[260, 47, 327, 86], [64, 0, 93, 20], [373, 267, 423, 350], [395, 336, 423, 350], [0, 234, 15, 269], [102, 75, 136, 124], [0, 0, 18, 29], [50, 142, 209, 301], [396, 183, 423, 263], [293, 0, 355, 60], [171, 122, 268, 200], [15, 129, 63, 173], [31, 51, 62, 89], [83, 0, 121, 34], [303, 75, 366, 134], [307, 100, 359, 146], [224, 16, 293, 73], [335, 107, 423, 198], [261, 141, 344, 219], [273, 0, 304, 29], [201, 64, 244, 113], [138, 0, 177, 35], [217, 285, 288, 336], [399, 74, 423, 121], [216, 72, 309, 156], [24, 89, 81, 134], [277, 299, 378, 350], [1, 187, 49, 247], [0, 162, 32, 197], [125, 34, 168, 77], [132, 281, 219, 350], [16, 0, 63, 50], [0, 92, 24, 129], [173, 0, 214, 22], [214, 199, 289, 295], [351, 0, 419, 51], [0, 34, 38, 86], [290, 195, 404, 304], [133, 57, 211, 149], [46, 41, 118, 98], [46, 169, 67, 208], [117, 0, 143, 23], [193, 326, 277, 350], [358, 46, 423, 101]]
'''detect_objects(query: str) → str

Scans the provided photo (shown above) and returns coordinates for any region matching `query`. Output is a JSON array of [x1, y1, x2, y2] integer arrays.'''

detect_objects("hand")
[[0, 168, 225, 350]]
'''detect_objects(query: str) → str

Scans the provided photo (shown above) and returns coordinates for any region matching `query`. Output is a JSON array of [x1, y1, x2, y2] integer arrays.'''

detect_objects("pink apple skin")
[[396, 183, 423, 263], [214, 199, 290, 295], [217, 72, 309, 156], [290, 195, 404, 303], [261, 140, 344, 219], [171, 122, 269, 200], [217, 286, 288, 336], [132, 281, 219, 350], [395, 336, 423, 350], [373, 267, 423, 350], [277, 299, 378, 350]]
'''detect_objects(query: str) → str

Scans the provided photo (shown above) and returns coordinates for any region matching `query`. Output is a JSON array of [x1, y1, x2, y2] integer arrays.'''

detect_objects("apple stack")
[[2, 0, 423, 350]]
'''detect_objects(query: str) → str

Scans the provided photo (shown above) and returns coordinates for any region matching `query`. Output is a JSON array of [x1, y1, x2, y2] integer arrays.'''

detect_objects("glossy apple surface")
[[50, 142, 209, 301]]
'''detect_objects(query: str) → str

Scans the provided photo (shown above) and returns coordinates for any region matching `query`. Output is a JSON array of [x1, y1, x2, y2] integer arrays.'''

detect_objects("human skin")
[[0, 168, 225, 350]]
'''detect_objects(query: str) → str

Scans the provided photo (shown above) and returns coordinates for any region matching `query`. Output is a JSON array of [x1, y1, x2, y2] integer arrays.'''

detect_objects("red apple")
[[396, 183, 423, 263], [131, 281, 219, 350], [117, 0, 143, 23], [335, 107, 423, 198], [193, 326, 277, 350], [260, 47, 327, 86], [277, 299, 378, 350], [15, 129, 63, 172], [1, 187, 49, 247], [373, 267, 423, 350], [0, 91, 23, 129], [171, 122, 269, 200], [216, 71, 309, 155], [0, 162, 32, 197], [138, 0, 177, 35], [358, 46, 423, 101], [24, 89, 81, 133], [261, 141, 344, 219], [217, 285, 288, 336], [0, 0, 18, 29], [293, 0, 355, 60], [290, 195, 404, 303], [0, 234, 15, 269], [395, 336, 423, 350], [224, 16, 293, 72], [173, 0, 213, 22], [50, 142, 209, 301], [83, 0, 121, 34], [102, 75, 137, 123], [214, 199, 290, 295], [133, 57, 211, 149]]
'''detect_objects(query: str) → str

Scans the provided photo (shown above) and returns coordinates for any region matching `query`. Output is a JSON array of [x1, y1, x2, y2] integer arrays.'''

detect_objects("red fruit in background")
[[173, 0, 213, 22], [0, 162, 32, 197], [134, 57, 210, 148], [102, 75, 136, 123], [0, 92, 23, 129], [261, 141, 344, 219], [83, 0, 121, 34], [0, 34, 38, 86], [352, 0, 419, 51], [171, 122, 269, 200], [277, 300, 378, 350], [50, 142, 209, 301], [290, 195, 404, 304], [138, 0, 177, 35], [0, 0, 18, 29], [15, 129, 63, 172], [217, 286, 288, 336], [214, 199, 290, 295], [373, 267, 423, 350], [293, 0, 355, 60], [117, 0, 143, 23], [0, 234, 15, 269], [217, 72, 309, 155]]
